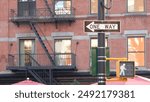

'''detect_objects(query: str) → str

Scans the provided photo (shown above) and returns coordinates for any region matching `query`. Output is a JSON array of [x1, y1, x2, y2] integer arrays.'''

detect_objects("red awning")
[[13, 78, 44, 85]]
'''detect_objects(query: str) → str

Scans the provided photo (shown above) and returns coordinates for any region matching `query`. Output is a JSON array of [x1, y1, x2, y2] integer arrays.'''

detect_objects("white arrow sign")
[[84, 20, 120, 32], [86, 21, 119, 32]]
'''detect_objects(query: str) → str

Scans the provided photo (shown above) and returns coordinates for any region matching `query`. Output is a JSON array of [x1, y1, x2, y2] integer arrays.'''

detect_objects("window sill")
[[125, 12, 147, 16]]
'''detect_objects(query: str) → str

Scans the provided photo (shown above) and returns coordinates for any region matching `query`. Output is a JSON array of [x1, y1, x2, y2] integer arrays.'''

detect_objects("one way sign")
[[84, 20, 120, 32]]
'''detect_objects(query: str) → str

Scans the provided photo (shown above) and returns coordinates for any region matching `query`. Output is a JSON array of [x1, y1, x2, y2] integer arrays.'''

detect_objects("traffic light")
[[119, 61, 135, 78]]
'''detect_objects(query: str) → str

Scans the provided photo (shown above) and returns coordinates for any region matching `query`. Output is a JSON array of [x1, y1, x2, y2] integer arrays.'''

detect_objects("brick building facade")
[[0, 0, 150, 73]]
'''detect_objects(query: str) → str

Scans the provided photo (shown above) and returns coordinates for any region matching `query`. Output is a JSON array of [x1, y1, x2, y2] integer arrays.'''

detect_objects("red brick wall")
[[73, 0, 89, 15], [0, 42, 8, 71], [73, 40, 90, 70], [108, 0, 126, 14]]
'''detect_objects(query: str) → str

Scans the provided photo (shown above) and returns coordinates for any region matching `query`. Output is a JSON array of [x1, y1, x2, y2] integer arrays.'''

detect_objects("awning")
[[13, 78, 44, 85]]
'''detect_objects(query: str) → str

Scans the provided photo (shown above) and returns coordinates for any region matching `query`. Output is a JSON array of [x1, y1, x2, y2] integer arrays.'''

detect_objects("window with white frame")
[[128, 37, 145, 66], [127, 0, 144, 12], [54, 0, 71, 15], [55, 39, 72, 66], [19, 39, 35, 66]]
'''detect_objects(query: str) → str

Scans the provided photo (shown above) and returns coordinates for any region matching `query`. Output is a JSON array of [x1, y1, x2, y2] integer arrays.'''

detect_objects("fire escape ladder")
[[43, 0, 55, 17], [28, 69, 47, 84], [30, 22, 55, 66], [36, 24, 54, 53], [25, 53, 53, 85], [27, 68, 53, 85]]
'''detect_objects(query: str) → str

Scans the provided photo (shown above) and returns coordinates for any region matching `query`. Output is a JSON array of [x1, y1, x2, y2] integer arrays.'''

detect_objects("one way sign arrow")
[[84, 20, 120, 32]]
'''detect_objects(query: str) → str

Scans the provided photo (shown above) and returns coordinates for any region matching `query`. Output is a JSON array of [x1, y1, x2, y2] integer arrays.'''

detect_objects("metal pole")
[[97, 0, 106, 85]]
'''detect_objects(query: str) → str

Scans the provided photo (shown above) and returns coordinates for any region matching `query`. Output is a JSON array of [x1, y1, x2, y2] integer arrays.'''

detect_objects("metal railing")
[[10, 7, 75, 19], [54, 53, 76, 67], [55, 7, 72, 15], [8, 53, 76, 68]]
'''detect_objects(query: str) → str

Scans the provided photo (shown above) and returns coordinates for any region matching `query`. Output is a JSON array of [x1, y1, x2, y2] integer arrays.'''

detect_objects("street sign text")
[[84, 20, 120, 32]]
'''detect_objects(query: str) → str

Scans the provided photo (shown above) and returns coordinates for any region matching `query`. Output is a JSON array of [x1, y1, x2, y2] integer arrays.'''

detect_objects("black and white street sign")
[[119, 61, 135, 78], [84, 20, 120, 32]]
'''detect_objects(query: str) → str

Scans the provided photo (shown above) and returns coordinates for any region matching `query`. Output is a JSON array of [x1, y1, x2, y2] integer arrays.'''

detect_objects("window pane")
[[91, 38, 108, 47], [19, 40, 35, 66], [128, 53, 144, 66], [18, 0, 36, 16], [128, 0, 144, 12], [128, 37, 144, 52], [24, 40, 33, 66], [55, 0, 71, 15], [128, 37, 145, 67], [55, 39, 71, 53], [91, 0, 98, 14], [18, 2, 29, 16], [91, 39, 98, 47]]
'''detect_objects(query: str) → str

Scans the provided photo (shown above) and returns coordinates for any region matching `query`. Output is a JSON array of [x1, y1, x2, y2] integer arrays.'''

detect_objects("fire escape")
[[8, 0, 76, 85]]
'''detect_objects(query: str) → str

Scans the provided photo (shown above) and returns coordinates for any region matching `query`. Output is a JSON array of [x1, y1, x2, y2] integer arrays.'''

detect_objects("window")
[[19, 39, 35, 66], [18, 0, 36, 17], [127, 0, 144, 12], [54, 0, 71, 15], [55, 39, 71, 66], [90, 0, 107, 14], [128, 37, 145, 66]]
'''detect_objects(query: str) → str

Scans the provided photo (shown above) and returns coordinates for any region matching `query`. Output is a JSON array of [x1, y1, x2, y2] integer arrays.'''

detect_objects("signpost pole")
[[97, 0, 106, 85]]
